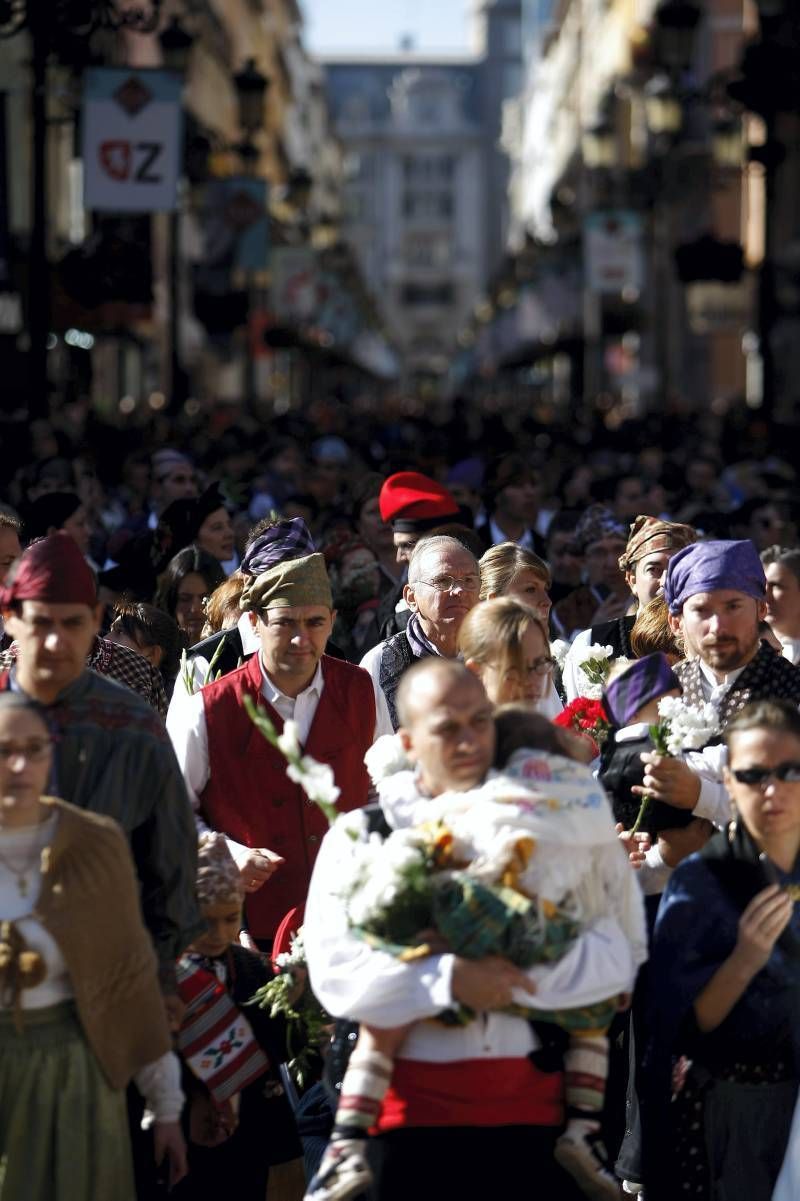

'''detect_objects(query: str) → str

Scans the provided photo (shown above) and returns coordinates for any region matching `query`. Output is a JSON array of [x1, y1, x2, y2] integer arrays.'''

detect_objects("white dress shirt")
[[776, 633, 800, 666], [697, 658, 747, 706], [488, 517, 537, 550], [359, 641, 411, 736]]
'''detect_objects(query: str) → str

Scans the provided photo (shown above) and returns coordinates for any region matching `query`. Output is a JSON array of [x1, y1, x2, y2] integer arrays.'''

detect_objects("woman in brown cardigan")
[[0, 691, 187, 1200]]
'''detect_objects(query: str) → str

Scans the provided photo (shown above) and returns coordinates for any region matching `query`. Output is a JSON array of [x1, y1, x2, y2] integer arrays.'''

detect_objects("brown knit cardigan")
[[31, 797, 172, 1088]]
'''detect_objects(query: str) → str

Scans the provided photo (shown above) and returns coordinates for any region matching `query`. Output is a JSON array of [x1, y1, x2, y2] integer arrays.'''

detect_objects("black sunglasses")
[[731, 761, 800, 787]]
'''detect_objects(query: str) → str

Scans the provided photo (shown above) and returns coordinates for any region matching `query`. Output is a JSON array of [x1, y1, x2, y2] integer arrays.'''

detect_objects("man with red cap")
[[0, 533, 201, 1014], [370, 471, 463, 645], [379, 471, 461, 567]]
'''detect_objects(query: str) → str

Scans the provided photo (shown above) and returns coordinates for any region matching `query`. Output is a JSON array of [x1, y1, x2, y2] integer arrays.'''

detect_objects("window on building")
[[502, 64, 523, 98], [405, 233, 452, 267], [402, 190, 454, 219], [402, 155, 455, 181], [400, 283, 454, 307]]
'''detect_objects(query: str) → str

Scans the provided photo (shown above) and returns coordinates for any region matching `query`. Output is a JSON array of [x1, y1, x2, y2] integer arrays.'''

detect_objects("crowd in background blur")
[[1, 396, 797, 691]]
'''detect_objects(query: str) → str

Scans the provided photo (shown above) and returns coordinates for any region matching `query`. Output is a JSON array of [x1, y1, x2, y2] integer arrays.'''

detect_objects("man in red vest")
[[168, 548, 376, 946]]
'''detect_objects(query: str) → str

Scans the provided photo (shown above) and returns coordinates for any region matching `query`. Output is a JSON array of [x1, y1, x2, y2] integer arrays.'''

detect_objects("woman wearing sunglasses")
[[642, 699, 800, 1201]]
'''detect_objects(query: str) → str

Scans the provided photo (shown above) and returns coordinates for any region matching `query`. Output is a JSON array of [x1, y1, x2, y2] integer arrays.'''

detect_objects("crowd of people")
[[1, 399, 800, 1201]]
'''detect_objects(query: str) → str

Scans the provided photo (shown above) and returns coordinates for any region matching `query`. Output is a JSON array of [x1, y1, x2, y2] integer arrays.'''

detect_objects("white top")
[[697, 658, 747, 706], [776, 634, 800, 666], [0, 813, 182, 1122], [168, 653, 387, 865], [488, 517, 538, 551], [304, 773, 639, 1063], [358, 640, 411, 736], [0, 814, 71, 1009]]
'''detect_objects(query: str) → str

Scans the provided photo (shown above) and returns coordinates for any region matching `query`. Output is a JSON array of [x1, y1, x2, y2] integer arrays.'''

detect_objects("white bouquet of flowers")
[[629, 696, 721, 834], [573, 643, 615, 699], [653, 695, 721, 756], [364, 734, 412, 787]]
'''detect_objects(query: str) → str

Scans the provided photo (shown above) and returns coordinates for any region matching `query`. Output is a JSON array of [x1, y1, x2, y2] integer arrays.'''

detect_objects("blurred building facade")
[[464, 0, 800, 425], [0, 0, 393, 423], [321, 0, 521, 381]]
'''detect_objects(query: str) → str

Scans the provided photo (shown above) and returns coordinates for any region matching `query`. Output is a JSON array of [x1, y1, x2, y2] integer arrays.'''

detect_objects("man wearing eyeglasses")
[[359, 535, 482, 731], [629, 540, 800, 873]]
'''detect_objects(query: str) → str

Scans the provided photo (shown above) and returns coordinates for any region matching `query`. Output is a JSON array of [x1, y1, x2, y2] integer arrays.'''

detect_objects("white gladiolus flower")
[[364, 735, 412, 785], [277, 720, 301, 759], [286, 759, 341, 807]]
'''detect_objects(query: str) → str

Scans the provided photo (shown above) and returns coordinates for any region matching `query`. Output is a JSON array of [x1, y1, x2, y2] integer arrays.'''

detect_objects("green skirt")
[[0, 1002, 135, 1201]]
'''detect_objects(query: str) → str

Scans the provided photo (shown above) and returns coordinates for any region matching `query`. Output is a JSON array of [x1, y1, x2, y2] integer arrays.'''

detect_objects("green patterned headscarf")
[[239, 552, 332, 613]]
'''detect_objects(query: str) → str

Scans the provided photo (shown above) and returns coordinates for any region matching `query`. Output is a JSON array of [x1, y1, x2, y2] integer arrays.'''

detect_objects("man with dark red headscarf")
[[0, 533, 201, 1016]]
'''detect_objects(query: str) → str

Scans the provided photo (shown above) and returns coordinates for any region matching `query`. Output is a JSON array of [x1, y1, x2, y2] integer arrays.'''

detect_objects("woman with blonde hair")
[[479, 545, 563, 715], [478, 542, 552, 625], [458, 597, 556, 710]]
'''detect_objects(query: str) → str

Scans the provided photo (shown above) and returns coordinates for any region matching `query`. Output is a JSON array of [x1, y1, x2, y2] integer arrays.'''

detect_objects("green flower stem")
[[629, 793, 651, 837], [242, 694, 339, 826]]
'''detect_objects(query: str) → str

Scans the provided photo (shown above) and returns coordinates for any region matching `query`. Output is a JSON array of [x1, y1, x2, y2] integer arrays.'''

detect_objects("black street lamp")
[[158, 13, 194, 76], [233, 58, 269, 137], [287, 165, 314, 212], [653, 0, 702, 74]]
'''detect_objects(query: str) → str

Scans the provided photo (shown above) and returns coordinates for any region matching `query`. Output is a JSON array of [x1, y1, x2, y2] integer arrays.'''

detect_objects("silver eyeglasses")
[[417, 574, 481, 593]]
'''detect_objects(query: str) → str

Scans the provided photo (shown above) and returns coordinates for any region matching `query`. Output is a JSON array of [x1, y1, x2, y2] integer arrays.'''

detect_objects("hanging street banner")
[[82, 68, 183, 212], [270, 247, 319, 322], [584, 210, 644, 295], [204, 178, 269, 274]]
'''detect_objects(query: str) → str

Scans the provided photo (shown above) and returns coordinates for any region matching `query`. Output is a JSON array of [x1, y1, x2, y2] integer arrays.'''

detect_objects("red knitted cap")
[[0, 532, 96, 608], [378, 472, 460, 531]]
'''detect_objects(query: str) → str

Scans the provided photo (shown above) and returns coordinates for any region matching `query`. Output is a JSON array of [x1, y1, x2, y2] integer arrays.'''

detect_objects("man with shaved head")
[[304, 658, 638, 1201]]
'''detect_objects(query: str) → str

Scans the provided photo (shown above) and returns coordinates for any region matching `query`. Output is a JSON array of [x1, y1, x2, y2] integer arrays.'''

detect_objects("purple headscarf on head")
[[240, 517, 315, 579], [603, 653, 680, 729], [663, 539, 766, 616]]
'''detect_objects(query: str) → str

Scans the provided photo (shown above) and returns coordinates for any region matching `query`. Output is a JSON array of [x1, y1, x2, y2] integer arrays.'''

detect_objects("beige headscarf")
[[239, 552, 333, 614], [618, 516, 696, 573]]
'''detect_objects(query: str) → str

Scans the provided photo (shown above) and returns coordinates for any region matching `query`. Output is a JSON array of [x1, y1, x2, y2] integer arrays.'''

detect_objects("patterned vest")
[[377, 630, 421, 730], [674, 642, 800, 733], [199, 653, 374, 941]]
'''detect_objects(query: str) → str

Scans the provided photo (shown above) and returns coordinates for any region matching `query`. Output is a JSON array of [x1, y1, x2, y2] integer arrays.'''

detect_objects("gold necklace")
[[0, 828, 48, 898]]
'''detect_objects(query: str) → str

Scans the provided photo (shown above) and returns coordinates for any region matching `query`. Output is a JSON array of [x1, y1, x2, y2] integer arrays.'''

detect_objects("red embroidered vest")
[[200, 653, 374, 941]]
